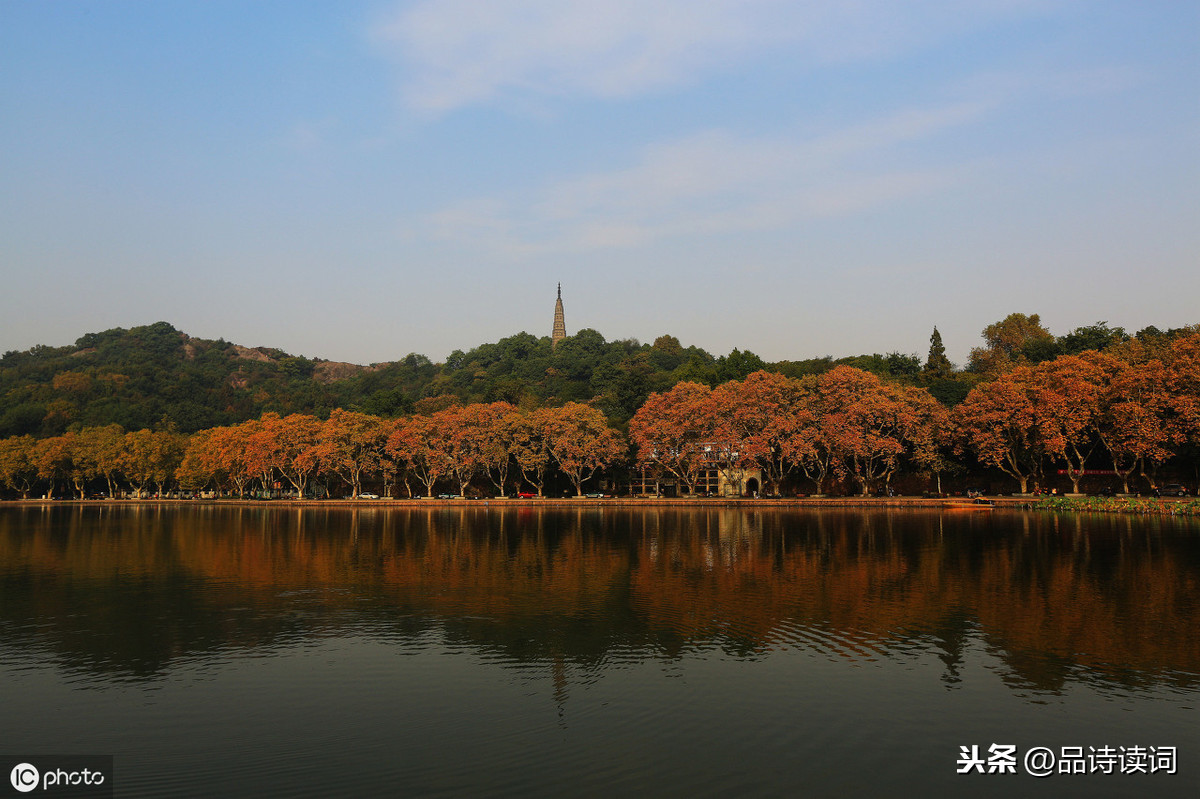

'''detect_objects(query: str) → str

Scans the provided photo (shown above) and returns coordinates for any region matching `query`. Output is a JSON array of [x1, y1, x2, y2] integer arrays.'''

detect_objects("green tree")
[[648, 335, 685, 371], [1056, 321, 1128, 355], [924, 327, 954, 379], [715, 349, 767, 383]]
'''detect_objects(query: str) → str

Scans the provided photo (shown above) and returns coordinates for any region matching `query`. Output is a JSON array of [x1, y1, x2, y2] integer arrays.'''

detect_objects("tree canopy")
[[2, 317, 1196, 446]]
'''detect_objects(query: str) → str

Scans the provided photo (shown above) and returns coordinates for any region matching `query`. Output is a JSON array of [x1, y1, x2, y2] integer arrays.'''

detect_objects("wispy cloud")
[[373, 0, 1057, 112], [409, 102, 987, 253]]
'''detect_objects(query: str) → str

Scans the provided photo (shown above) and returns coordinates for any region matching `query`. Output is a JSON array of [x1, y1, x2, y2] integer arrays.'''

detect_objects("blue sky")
[[2, 1, 1197, 367]]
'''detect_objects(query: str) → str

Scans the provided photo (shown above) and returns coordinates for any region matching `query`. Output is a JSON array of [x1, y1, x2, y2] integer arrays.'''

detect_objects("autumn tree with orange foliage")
[[1027, 353, 1112, 495], [1096, 357, 1177, 493], [121, 428, 185, 497], [542, 402, 624, 496], [435, 405, 489, 496], [510, 408, 552, 497], [177, 429, 219, 493], [317, 409, 389, 498], [387, 414, 453, 497], [778, 397, 834, 495], [899, 385, 953, 488], [954, 367, 1044, 494], [711, 371, 826, 495], [452, 401, 520, 495], [259, 413, 323, 499], [958, 339, 1199, 495], [376, 418, 405, 497], [813, 366, 940, 496], [182, 420, 263, 497], [1163, 333, 1200, 448], [0, 435, 38, 498], [77, 424, 126, 498], [628, 381, 714, 494], [33, 432, 87, 499], [707, 381, 756, 496]]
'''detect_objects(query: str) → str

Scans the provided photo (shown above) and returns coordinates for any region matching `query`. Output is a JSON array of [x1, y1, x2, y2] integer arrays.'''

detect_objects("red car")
[[516, 492, 537, 499]]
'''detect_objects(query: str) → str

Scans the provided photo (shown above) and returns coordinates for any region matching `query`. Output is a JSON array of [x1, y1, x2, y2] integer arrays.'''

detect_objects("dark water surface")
[[1, 505, 1196, 797]]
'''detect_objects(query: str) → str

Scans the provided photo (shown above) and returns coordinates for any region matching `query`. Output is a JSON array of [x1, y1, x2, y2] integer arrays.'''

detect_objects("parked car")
[[583, 493, 607, 498], [515, 492, 537, 499], [436, 493, 459, 499], [1159, 484, 1189, 497], [358, 493, 380, 499]]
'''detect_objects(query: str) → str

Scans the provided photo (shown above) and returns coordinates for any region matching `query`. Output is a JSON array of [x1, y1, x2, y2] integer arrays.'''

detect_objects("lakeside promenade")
[[7, 495, 1197, 512]]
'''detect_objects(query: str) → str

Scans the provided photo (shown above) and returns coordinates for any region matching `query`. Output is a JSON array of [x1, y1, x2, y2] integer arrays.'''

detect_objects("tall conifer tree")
[[924, 327, 953, 379]]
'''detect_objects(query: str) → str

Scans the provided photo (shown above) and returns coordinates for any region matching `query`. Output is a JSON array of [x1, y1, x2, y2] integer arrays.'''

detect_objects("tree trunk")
[[1138, 462, 1159, 493], [292, 476, 308, 500]]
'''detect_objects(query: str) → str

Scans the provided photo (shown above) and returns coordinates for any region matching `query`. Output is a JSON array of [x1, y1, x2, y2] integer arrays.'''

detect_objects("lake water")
[[0, 504, 1196, 797]]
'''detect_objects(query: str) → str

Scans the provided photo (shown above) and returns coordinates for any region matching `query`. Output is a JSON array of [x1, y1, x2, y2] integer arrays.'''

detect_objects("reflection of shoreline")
[[1, 506, 1198, 694]]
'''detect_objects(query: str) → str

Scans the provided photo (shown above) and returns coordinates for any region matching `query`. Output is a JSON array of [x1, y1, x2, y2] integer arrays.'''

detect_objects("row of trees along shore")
[[0, 326, 1197, 499]]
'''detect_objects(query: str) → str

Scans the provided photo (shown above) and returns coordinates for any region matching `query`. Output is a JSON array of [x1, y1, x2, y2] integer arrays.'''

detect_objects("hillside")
[[1, 321, 979, 437]]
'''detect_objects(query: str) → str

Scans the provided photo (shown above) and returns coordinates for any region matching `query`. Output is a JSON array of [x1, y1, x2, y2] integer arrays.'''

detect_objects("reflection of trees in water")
[[0, 505, 1198, 696]]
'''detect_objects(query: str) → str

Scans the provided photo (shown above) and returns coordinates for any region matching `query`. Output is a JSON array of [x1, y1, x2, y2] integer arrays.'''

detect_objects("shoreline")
[[4, 495, 1197, 514]]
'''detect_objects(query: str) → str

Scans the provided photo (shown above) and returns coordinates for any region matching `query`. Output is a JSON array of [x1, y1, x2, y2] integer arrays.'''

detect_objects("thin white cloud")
[[408, 101, 986, 253], [373, 0, 1058, 112]]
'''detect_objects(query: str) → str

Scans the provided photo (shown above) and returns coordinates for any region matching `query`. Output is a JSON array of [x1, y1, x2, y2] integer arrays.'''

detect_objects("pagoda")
[[551, 283, 566, 348]]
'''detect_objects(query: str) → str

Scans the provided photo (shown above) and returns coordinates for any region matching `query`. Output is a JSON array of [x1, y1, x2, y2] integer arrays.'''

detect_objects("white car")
[[358, 493, 380, 499]]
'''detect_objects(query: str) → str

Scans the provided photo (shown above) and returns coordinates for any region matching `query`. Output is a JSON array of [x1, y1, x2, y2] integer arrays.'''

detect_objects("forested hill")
[[0, 321, 948, 436], [3, 316, 1181, 437], [1, 322, 349, 436]]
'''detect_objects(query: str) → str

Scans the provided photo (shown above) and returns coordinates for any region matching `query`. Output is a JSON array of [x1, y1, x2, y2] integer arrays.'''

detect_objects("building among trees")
[[629, 459, 763, 498]]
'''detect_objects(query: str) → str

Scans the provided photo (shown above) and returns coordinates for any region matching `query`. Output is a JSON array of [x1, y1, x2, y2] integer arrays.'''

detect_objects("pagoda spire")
[[552, 283, 566, 347]]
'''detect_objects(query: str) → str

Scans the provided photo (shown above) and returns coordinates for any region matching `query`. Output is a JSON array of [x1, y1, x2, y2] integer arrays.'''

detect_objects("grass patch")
[[1023, 495, 1200, 516]]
